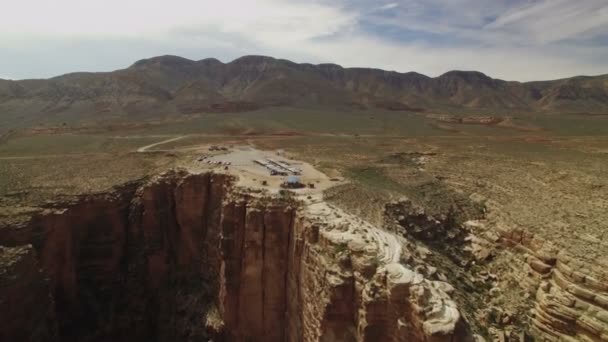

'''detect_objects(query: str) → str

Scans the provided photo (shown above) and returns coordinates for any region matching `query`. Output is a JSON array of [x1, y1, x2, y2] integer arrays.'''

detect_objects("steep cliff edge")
[[0, 170, 466, 341]]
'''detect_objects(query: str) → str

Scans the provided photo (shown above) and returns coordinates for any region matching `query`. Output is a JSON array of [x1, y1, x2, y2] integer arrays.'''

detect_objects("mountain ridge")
[[1, 55, 607, 130], [3, 54, 606, 83]]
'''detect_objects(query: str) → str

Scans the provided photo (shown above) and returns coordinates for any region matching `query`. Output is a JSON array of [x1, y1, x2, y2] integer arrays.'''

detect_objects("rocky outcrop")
[[532, 252, 608, 341], [292, 201, 465, 342], [384, 191, 608, 342], [0, 171, 466, 341], [384, 198, 535, 340], [498, 227, 608, 341]]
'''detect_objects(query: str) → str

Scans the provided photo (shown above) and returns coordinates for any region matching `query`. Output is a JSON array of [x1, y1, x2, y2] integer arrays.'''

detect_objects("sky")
[[1, 0, 607, 81]]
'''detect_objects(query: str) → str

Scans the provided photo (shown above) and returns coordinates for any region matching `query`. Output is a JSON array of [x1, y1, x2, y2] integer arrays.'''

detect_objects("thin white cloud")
[[487, 0, 608, 43], [284, 32, 608, 81], [359, 0, 608, 45], [378, 3, 399, 10]]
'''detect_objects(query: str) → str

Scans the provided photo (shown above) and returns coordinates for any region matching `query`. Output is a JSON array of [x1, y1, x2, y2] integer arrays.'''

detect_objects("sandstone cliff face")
[[218, 196, 297, 341], [0, 171, 465, 341], [0, 172, 231, 341], [0, 182, 138, 340], [0, 245, 57, 342]]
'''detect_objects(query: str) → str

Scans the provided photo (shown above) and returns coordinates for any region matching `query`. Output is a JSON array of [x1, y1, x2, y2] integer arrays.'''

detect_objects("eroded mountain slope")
[[1, 55, 607, 132]]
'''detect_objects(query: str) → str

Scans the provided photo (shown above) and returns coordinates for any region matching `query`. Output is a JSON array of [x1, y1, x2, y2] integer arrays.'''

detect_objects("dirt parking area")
[[186, 146, 338, 197]]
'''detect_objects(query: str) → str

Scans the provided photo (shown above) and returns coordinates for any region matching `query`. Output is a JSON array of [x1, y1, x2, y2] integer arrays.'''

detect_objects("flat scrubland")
[[1, 108, 607, 260]]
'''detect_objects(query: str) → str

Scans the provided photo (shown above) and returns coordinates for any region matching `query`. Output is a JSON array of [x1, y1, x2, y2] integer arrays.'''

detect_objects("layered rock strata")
[[383, 195, 608, 341], [499, 227, 608, 341], [0, 171, 465, 341]]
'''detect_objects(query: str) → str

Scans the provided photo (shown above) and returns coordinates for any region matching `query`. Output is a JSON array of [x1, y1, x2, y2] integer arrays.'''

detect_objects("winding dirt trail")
[[0, 135, 189, 160], [136, 135, 187, 152]]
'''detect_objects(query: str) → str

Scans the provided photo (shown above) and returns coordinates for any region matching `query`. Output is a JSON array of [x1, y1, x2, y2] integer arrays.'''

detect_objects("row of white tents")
[[253, 159, 301, 176]]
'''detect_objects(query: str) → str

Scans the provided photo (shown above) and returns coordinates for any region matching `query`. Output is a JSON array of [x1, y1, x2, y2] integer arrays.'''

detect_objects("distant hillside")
[[1, 55, 607, 130]]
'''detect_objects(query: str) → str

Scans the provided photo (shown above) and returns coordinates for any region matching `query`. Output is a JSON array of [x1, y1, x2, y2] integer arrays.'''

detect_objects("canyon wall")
[[0, 171, 465, 341], [218, 195, 298, 341], [0, 245, 57, 341], [0, 172, 230, 341]]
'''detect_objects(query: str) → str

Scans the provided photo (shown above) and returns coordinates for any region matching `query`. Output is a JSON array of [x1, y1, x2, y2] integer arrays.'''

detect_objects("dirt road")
[[136, 136, 187, 152]]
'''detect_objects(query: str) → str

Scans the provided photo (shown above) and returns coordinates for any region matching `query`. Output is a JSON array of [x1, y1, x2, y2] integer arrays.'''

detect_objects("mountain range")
[[1, 55, 607, 129]]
